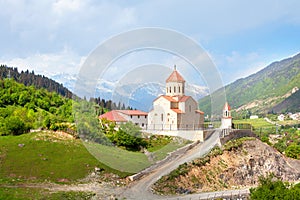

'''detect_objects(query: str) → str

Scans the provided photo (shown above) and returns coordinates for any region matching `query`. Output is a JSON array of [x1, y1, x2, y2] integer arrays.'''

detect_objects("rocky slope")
[[152, 138, 300, 195]]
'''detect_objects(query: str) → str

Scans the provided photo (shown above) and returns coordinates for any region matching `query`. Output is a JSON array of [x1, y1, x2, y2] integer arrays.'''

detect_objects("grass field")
[[84, 142, 151, 174], [84, 136, 190, 173], [233, 118, 275, 128], [277, 120, 300, 126], [0, 187, 94, 200], [0, 131, 189, 199], [0, 131, 187, 181], [152, 141, 189, 161], [0, 132, 118, 183]]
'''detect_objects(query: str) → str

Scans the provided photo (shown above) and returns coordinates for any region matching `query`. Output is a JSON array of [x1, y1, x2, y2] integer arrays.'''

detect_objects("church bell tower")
[[221, 102, 232, 129], [165, 65, 185, 97]]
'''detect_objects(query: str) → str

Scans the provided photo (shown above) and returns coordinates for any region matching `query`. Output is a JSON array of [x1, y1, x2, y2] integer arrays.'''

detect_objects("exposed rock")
[[153, 139, 300, 194]]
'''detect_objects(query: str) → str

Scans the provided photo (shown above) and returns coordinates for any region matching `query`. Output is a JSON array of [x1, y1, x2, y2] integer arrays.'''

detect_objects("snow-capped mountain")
[[49, 73, 209, 112]]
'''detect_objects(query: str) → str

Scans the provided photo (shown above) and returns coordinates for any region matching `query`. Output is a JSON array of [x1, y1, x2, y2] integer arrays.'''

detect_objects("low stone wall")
[[220, 129, 258, 145], [203, 129, 214, 140], [142, 130, 204, 142], [128, 140, 200, 181]]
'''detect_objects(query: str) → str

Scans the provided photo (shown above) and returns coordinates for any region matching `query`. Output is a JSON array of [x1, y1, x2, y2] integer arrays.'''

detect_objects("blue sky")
[[1, 0, 300, 86]]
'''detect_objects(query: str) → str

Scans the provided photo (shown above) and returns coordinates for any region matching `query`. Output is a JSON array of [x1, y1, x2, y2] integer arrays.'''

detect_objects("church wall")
[[221, 118, 232, 129], [178, 98, 203, 129], [148, 97, 178, 130]]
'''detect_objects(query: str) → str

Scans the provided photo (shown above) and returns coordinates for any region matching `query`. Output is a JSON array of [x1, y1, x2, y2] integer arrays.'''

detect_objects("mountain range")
[[19, 52, 299, 115], [48, 73, 209, 112], [199, 53, 300, 115]]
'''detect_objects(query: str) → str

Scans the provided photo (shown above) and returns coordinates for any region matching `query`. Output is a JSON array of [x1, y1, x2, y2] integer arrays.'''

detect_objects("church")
[[147, 66, 204, 130]]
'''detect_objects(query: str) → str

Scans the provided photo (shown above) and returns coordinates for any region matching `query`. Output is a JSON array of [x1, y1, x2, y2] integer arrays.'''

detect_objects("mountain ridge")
[[48, 73, 209, 112], [0, 65, 74, 98], [199, 53, 300, 115]]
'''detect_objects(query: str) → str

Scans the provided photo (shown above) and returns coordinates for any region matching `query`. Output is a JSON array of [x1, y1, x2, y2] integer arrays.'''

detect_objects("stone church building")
[[147, 67, 204, 130]]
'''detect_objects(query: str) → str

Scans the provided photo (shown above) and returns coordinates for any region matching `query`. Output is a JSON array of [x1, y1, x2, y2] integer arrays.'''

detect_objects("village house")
[[99, 109, 148, 129], [250, 115, 259, 119], [147, 66, 204, 130], [278, 114, 285, 121], [289, 112, 300, 121]]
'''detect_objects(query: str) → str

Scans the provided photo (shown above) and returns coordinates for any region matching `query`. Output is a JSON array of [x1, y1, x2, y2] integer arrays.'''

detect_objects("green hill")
[[0, 78, 73, 136], [271, 88, 300, 113], [199, 53, 300, 115]]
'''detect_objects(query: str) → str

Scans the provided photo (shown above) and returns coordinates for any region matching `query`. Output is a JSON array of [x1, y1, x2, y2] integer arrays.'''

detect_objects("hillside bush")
[[250, 174, 300, 200]]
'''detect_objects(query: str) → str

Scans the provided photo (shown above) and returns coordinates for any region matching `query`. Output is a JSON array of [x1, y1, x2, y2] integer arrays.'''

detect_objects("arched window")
[[169, 86, 171, 93], [178, 86, 180, 93], [174, 86, 176, 93], [161, 114, 164, 122]]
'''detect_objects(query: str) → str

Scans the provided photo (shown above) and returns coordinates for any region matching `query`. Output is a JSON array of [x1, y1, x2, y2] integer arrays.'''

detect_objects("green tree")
[[114, 122, 147, 151], [5, 116, 29, 135], [250, 174, 300, 200]]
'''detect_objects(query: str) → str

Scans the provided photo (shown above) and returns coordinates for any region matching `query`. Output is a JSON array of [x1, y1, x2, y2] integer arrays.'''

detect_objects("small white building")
[[278, 114, 285, 121], [221, 102, 232, 129], [289, 113, 300, 120], [250, 115, 259, 119], [147, 67, 204, 130], [99, 110, 148, 129]]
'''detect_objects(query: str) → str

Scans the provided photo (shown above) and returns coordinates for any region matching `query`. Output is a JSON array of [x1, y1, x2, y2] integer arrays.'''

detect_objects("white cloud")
[[0, 0, 138, 57], [0, 47, 84, 76], [134, 0, 300, 39], [52, 0, 83, 15], [0, 0, 299, 86]]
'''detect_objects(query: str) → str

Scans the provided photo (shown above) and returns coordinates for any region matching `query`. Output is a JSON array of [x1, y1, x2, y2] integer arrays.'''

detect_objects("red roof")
[[161, 95, 178, 102], [171, 108, 184, 113], [196, 110, 204, 114], [117, 110, 148, 116], [178, 96, 190, 102], [99, 110, 127, 122], [99, 110, 148, 122], [224, 102, 231, 111], [166, 70, 185, 83], [159, 95, 191, 103]]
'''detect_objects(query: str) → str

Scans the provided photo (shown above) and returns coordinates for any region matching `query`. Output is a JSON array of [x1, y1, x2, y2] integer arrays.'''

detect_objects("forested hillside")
[[0, 65, 73, 98], [0, 79, 74, 136], [199, 53, 300, 115]]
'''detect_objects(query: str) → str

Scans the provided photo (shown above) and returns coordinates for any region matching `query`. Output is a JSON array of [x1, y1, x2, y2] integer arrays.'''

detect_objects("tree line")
[[0, 65, 73, 98], [90, 97, 133, 115]]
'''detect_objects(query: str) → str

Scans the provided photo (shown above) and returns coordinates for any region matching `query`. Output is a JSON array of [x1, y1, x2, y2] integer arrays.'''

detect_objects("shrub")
[[285, 144, 300, 159]]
